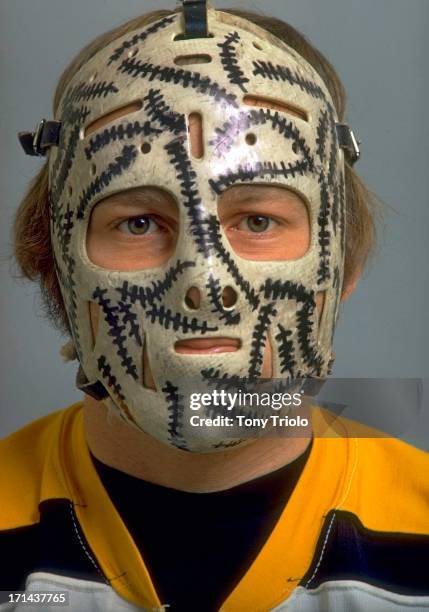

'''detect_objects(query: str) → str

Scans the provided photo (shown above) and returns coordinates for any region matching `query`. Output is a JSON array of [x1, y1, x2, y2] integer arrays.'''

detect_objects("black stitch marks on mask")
[[143, 89, 186, 135], [297, 300, 322, 374], [93, 287, 138, 380], [260, 279, 313, 304], [210, 112, 249, 156], [327, 108, 339, 186], [260, 280, 321, 374], [209, 159, 310, 196], [50, 125, 82, 206], [60, 207, 75, 249], [206, 215, 260, 310], [108, 15, 177, 65], [61, 81, 119, 113], [275, 324, 297, 377], [317, 172, 331, 284], [76, 145, 138, 220], [252, 60, 326, 101], [316, 110, 329, 163], [210, 108, 314, 168], [84, 121, 162, 160], [206, 275, 240, 325], [61, 104, 92, 133], [248, 303, 277, 378], [49, 194, 75, 257], [117, 301, 143, 347], [162, 380, 188, 450], [117, 57, 239, 108], [217, 31, 249, 93], [145, 304, 218, 334], [50, 107, 91, 207], [51, 105, 90, 177], [200, 367, 250, 390], [165, 136, 210, 256], [117, 260, 196, 308], [97, 355, 126, 400]]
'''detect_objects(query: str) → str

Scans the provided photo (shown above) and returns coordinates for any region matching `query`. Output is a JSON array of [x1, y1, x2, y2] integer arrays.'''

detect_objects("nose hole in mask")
[[222, 286, 238, 309], [184, 286, 201, 310]]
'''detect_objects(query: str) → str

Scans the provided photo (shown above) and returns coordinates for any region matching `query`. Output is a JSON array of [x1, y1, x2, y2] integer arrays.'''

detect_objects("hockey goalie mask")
[[46, 7, 348, 452]]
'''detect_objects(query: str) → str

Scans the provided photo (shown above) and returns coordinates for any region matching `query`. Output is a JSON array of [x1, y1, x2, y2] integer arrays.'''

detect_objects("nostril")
[[222, 286, 238, 308], [184, 286, 201, 310]]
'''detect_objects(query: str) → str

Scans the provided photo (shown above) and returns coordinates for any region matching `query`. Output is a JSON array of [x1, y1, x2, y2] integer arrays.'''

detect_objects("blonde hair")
[[13, 7, 378, 333]]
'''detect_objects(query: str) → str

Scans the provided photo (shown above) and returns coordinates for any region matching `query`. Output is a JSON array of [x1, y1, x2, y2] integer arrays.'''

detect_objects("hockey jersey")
[[0, 402, 428, 611]]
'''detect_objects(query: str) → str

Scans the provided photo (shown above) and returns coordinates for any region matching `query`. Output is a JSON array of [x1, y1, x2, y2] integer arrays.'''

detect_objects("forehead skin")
[[98, 183, 306, 207]]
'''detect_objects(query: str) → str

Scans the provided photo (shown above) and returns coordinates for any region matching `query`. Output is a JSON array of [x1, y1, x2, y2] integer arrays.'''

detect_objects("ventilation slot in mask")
[[243, 95, 308, 122]]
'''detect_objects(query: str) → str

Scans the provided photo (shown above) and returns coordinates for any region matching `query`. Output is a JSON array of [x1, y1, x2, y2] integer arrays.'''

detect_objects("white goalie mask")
[[44, 5, 352, 452]]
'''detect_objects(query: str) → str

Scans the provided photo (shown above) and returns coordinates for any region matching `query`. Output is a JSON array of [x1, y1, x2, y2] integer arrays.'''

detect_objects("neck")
[[83, 395, 312, 493]]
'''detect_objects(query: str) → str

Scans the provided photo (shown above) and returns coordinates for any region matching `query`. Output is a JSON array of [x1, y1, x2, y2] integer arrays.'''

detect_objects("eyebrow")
[[219, 186, 300, 203], [97, 189, 176, 208]]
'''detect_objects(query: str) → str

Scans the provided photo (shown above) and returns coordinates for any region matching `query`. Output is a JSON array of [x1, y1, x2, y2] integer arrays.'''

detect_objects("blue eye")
[[118, 216, 157, 235], [239, 215, 275, 233]]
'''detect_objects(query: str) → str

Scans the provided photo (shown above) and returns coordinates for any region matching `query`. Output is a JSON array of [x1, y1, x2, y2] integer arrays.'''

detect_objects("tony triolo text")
[[189, 414, 309, 428]]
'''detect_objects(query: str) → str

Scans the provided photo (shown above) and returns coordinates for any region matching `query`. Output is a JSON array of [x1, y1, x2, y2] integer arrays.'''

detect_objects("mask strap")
[[336, 123, 361, 166], [177, 0, 209, 39], [18, 119, 61, 157], [76, 365, 109, 401]]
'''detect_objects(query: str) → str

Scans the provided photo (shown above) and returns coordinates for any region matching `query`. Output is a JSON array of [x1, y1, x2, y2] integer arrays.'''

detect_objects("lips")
[[174, 337, 241, 354]]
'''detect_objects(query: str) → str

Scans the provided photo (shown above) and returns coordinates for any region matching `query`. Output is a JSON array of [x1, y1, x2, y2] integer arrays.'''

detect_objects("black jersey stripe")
[[301, 509, 429, 596], [0, 499, 106, 600]]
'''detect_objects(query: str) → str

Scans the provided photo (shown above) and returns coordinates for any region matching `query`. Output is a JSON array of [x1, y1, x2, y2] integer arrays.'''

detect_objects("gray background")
[[1, 1, 428, 444]]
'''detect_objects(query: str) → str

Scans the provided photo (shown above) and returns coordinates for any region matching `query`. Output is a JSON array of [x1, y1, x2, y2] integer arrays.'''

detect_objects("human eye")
[[117, 215, 162, 236], [236, 215, 279, 233]]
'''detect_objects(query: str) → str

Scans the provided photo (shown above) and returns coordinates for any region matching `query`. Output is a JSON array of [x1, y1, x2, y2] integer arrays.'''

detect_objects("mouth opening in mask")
[[174, 337, 241, 354]]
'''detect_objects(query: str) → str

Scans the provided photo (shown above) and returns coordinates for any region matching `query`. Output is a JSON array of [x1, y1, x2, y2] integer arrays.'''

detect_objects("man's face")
[[49, 10, 346, 450], [87, 183, 325, 381]]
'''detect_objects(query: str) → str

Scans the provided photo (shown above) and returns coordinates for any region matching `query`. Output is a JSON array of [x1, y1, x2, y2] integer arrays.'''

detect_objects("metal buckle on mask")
[[336, 123, 361, 166], [177, 0, 209, 39], [18, 119, 61, 157]]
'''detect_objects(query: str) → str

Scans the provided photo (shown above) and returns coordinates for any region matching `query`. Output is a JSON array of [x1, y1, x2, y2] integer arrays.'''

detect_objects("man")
[[3, 2, 429, 610]]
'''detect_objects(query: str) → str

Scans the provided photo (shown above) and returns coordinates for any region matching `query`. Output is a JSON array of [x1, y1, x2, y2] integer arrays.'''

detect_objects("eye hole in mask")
[[86, 186, 180, 272], [217, 184, 311, 262]]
